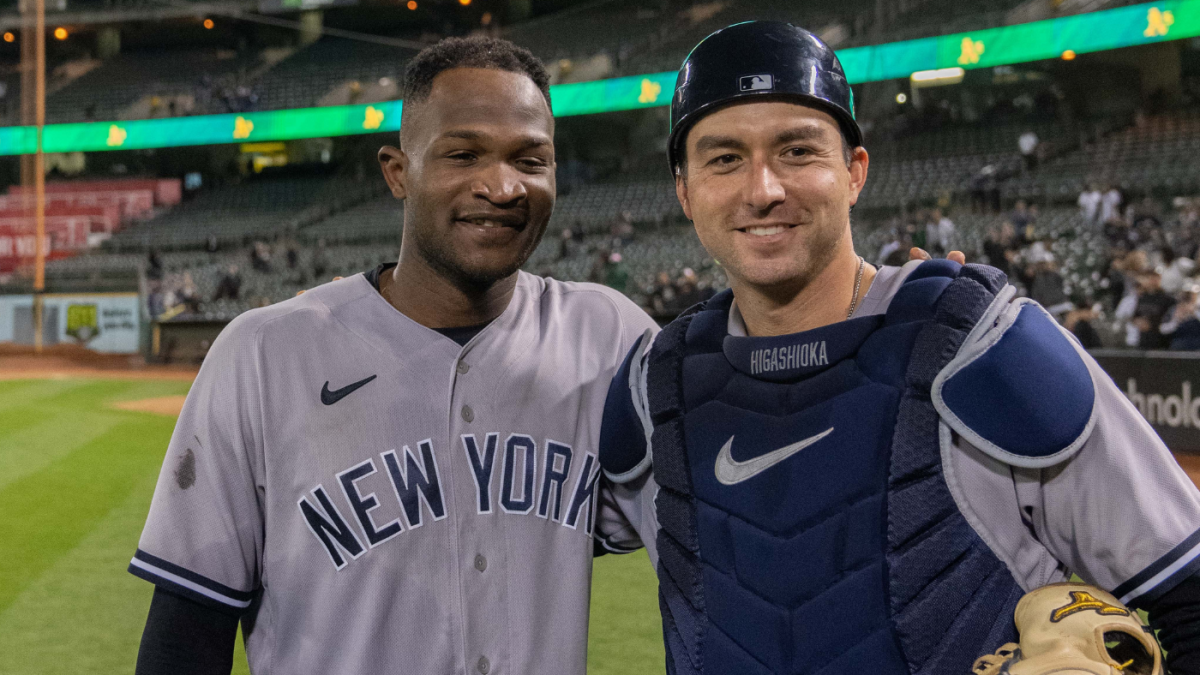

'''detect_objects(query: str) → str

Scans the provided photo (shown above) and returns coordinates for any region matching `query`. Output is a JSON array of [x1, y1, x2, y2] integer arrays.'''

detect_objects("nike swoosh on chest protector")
[[321, 375, 378, 406], [714, 427, 835, 485]]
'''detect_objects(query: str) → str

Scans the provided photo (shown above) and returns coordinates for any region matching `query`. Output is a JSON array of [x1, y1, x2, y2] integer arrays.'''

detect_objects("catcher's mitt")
[[971, 583, 1163, 675]]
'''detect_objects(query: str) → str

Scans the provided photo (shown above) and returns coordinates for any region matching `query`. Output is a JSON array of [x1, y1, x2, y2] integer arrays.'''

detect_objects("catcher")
[[597, 20, 1200, 675]]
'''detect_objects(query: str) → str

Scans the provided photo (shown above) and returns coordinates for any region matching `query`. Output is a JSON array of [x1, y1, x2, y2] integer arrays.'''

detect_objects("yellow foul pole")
[[32, 0, 45, 353]]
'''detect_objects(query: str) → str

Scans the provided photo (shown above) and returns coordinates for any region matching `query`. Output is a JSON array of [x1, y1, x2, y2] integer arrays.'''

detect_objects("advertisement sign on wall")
[[1089, 350, 1200, 453], [0, 293, 141, 353]]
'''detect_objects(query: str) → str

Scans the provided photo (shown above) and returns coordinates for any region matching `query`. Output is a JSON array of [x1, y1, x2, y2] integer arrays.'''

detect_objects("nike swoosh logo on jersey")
[[714, 427, 835, 485], [321, 375, 378, 406]]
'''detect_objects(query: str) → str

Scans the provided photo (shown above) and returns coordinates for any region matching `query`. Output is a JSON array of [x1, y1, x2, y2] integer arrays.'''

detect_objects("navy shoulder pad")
[[599, 329, 654, 483], [932, 297, 1097, 468], [885, 259, 960, 325]]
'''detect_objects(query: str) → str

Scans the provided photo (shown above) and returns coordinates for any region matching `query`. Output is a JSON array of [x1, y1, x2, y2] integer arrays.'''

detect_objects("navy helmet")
[[668, 21, 862, 173]]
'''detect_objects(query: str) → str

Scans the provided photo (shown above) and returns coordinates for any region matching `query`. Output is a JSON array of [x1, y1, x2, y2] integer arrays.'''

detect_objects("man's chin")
[[727, 256, 812, 290], [449, 256, 528, 287]]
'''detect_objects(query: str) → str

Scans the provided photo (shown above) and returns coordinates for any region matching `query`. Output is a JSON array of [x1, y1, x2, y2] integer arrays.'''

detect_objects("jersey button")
[[457, 361, 470, 375], [474, 554, 487, 572], [477, 656, 490, 674], [461, 405, 474, 423]]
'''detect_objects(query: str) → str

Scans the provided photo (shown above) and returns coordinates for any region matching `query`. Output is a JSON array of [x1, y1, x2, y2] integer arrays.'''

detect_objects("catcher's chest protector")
[[647, 261, 1025, 675]]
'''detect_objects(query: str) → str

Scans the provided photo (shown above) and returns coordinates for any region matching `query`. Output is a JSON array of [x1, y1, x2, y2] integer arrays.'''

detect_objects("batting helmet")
[[668, 21, 862, 173]]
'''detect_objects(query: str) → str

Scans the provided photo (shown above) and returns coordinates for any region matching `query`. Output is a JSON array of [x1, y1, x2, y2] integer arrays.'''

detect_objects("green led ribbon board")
[[0, 0, 1196, 155]]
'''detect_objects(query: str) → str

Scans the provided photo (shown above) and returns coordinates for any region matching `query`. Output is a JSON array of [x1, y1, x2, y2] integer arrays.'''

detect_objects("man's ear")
[[675, 171, 693, 221], [847, 146, 870, 207], [378, 145, 409, 200]]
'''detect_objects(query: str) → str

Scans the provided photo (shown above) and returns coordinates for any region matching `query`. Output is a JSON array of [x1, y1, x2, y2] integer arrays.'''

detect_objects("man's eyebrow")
[[438, 129, 552, 149], [692, 135, 747, 154], [774, 126, 830, 145], [439, 129, 486, 142]]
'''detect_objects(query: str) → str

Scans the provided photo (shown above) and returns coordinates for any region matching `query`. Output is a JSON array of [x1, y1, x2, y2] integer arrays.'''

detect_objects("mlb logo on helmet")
[[739, 74, 774, 91]]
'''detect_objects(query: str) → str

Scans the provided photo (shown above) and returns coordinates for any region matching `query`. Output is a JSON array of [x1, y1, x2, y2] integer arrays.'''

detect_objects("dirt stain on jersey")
[[175, 448, 197, 490]]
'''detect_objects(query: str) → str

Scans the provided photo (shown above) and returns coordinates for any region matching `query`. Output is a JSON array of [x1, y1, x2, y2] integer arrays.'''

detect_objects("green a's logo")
[[65, 304, 100, 342]]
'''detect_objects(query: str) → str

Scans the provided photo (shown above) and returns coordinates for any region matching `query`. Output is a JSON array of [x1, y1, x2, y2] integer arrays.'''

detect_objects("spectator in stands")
[[922, 211, 940, 256], [611, 211, 635, 244], [875, 225, 906, 266], [588, 249, 610, 285], [933, 208, 955, 256], [1078, 184, 1102, 226], [1064, 306, 1104, 350], [968, 165, 998, 213], [286, 240, 300, 271], [1160, 247, 1195, 295], [250, 240, 272, 273], [672, 268, 709, 310], [146, 248, 164, 281], [175, 272, 202, 315], [983, 222, 1017, 279], [1162, 289, 1200, 350], [1132, 272, 1175, 349], [1028, 255, 1073, 318], [648, 271, 676, 316], [603, 252, 628, 293], [311, 239, 330, 280], [1009, 199, 1034, 232], [1018, 129, 1039, 171], [206, 234, 220, 254], [557, 227, 574, 261], [213, 264, 242, 301], [1100, 184, 1122, 225], [1130, 196, 1164, 229], [146, 280, 166, 318]]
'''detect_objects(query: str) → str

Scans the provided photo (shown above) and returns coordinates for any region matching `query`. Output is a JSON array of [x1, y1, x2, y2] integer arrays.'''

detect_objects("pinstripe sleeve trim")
[[128, 549, 255, 613], [1113, 527, 1200, 608]]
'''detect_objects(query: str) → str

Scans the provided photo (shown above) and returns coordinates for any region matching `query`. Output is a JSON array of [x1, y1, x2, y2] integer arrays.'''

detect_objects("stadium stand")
[[104, 174, 384, 250], [252, 38, 409, 111], [1005, 112, 1200, 200], [2, 0, 1199, 358], [43, 48, 262, 123]]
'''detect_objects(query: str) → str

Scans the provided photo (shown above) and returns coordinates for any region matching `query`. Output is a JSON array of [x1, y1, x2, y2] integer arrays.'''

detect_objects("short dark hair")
[[401, 36, 551, 132]]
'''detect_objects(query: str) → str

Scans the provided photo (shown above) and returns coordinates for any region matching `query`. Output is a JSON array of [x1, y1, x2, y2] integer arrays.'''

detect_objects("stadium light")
[[53, 27, 67, 40], [406, 0, 416, 8], [203, 18, 214, 29], [2, 32, 12, 43], [910, 67, 965, 85], [896, 92, 907, 104], [459, 0, 471, 5], [1062, 49, 1077, 60]]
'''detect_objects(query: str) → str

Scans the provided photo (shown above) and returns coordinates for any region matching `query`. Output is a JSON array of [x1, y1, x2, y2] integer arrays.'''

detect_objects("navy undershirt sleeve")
[[135, 587, 239, 675], [1145, 571, 1200, 673]]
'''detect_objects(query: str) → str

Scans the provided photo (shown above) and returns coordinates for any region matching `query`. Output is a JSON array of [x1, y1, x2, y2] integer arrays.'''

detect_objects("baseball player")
[[598, 21, 1200, 675], [128, 36, 658, 675]]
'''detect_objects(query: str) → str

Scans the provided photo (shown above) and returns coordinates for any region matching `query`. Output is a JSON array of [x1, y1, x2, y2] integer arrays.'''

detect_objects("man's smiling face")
[[676, 100, 868, 294], [382, 67, 556, 288]]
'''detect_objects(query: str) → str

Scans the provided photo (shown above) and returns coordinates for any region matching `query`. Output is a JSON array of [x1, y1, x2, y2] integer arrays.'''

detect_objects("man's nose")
[[473, 162, 529, 205], [746, 160, 786, 213]]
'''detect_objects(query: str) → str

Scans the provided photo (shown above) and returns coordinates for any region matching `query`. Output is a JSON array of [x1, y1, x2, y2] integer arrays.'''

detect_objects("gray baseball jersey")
[[129, 270, 658, 675], [609, 260, 1200, 608]]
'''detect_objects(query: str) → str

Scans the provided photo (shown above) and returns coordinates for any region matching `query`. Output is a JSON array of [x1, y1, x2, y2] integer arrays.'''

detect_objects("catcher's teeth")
[[745, 225, 787, 236]]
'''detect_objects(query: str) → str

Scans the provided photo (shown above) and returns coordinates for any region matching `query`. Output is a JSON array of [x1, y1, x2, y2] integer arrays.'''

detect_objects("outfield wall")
[[0, 294, 141, 354]]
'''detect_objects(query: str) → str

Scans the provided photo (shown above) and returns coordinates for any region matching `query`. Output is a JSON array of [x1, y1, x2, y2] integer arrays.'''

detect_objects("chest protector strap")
[[646, 261, 1024, 674]]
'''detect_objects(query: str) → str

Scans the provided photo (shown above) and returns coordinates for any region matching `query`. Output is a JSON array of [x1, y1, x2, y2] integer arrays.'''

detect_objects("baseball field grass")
[[0, 377, 664, 674]]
